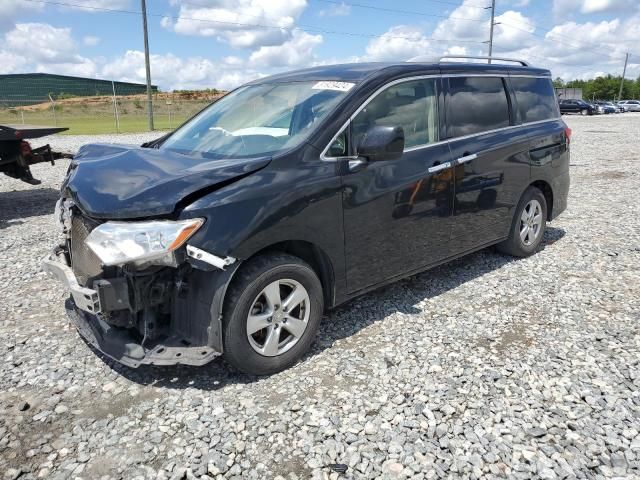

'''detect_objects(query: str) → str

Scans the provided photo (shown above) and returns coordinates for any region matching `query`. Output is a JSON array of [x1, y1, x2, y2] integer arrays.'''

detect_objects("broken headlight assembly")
[[85, 218, 204, 267]]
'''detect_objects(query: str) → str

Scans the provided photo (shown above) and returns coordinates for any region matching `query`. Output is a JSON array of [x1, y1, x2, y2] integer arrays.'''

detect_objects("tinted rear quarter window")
[[447, 77, 510, 137], [511, 77, 560, 123]]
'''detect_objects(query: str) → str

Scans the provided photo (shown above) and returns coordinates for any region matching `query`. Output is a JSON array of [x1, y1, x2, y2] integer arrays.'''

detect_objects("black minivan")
[[44, 57, 570, 375]]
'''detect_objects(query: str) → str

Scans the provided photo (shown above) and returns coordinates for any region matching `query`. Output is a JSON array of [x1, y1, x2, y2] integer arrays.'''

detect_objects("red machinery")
[[0, 124, 72, 185]]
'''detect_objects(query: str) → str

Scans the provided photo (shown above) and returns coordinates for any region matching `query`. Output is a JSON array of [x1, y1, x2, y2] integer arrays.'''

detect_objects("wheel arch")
[[236, 240, 336, 309], [529, 179, 554, 220]]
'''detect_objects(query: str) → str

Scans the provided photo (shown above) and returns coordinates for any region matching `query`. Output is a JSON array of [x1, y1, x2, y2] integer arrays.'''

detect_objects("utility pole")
[[487, 0, 496, 64], [618, 52, 629, 101], [141, 0, 154, 130]]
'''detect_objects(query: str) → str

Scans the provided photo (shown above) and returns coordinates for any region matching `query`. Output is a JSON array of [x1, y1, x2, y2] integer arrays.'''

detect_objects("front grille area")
[[70, 214, 103, 286]]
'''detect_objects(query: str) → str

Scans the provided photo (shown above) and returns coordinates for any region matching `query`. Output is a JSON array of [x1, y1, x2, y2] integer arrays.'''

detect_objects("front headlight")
[[85, 218, 204, 266]]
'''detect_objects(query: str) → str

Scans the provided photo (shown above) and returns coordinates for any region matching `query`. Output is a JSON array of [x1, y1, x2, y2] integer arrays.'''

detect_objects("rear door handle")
[[457, 153, 478, 164], [428, 161, 452, 174]]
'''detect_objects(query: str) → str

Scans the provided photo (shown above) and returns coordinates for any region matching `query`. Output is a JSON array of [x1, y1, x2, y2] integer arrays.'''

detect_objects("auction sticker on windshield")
[[312, 81, 355, 92]]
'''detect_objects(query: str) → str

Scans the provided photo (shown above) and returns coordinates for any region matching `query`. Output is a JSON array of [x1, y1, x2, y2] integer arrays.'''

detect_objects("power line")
[[312, 0, 488, 18], [20, 0, 636, 67], [162, 0, 640, 59], [315, 0, 490, 10], [312, 0, 640, 61], [306, 0, 639, 59], [20, 0, 487, 45], [161, 0, 489, 24], [496, 21, 635, 61], [313, 0, 640, 59], [170, 0, 489, 31]]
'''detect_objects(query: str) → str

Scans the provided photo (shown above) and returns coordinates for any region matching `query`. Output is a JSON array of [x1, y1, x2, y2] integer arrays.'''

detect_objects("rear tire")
[[222, 253, 323, 375], [497, 187, 547, 257]]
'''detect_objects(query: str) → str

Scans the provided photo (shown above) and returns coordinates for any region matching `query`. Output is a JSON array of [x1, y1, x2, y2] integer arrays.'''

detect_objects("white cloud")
[[249, 30, 322, 67], [35, 59, 98, 77], [0, 50, 27, 74], [102, 50, 262, 90], [318, 2, 351, 17], [580, 0, 636, 13], [444, 45, 469, 56], [162, 0, 308, 49], [66, 0, 130, 10], [0, 0, 43, 32], [492, 13, 640, 80], [0, 22, 97, 77], [363, 25, 432, 62], [433, 0, 489, 43], [6, 23, 82, 64], [493, 10, 536, 50], [553, 0, 637, 17], [83, 35, 101, 46], [358, 0, 638, 82], [361, 1, 493, 63]]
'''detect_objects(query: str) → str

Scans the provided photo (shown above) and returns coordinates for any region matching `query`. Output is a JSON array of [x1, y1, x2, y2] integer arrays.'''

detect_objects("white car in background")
[[618, 100, 640, 112]]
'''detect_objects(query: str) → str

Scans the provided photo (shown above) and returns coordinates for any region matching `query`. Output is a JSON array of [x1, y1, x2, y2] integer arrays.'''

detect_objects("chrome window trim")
[[320, 73, 556, 162], [509, 74, 552, 78], [446, 73, 551, 79], [446, 118, 561, 144]]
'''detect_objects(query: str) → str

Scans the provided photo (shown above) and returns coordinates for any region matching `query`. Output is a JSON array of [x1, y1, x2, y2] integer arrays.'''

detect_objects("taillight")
[[564, 127, 572, 145]]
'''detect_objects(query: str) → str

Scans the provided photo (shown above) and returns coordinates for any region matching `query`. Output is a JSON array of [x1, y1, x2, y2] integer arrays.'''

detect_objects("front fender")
[[179, 151, 346, 298]]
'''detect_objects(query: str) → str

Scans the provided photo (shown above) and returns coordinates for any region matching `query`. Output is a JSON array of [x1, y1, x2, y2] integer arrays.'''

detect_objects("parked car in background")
[[595, 102, 616, 114], [588, 102, 602, 114], [603, 102, 622, 113], [43, 58, 571, 375], [618, 100, 640, 112], [559, 99, 596, 115], [614, 102, 629, 113]]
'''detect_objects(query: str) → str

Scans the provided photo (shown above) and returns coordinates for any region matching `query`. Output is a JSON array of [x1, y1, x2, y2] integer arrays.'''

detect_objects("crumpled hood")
[[64, 143, 271, 219]]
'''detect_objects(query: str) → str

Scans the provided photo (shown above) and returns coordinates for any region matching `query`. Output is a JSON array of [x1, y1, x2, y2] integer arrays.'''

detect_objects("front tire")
[[580, 109, 588, 116], [222, 253, 323, 375], [497, 187, 547, 257]]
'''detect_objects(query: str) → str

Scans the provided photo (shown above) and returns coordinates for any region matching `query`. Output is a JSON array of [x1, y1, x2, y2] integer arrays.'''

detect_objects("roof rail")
[[438, 55, 530, 66]]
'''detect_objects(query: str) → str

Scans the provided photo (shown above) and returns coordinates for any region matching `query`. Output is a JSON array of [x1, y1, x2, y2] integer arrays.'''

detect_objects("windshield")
[[160, 81, 354, 159]]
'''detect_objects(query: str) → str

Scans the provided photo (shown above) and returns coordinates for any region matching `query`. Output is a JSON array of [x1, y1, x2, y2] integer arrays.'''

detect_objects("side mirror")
[[357, 125, 405, 162]]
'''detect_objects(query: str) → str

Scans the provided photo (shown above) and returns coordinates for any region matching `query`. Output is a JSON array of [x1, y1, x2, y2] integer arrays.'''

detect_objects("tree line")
[[553, 75, 640, 101]]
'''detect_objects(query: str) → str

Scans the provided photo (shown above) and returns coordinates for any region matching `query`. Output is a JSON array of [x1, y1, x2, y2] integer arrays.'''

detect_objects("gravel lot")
[[1, 115, 639, 480]]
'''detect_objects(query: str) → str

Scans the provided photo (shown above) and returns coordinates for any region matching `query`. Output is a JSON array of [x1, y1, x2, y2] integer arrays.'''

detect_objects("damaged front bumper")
[[65, 300, 220, 368], [42, 249, 236, 368], [43, 251, 101, 314]]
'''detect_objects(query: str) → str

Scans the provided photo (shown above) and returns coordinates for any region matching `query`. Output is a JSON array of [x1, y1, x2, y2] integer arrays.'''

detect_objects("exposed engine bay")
[[44, 199, 238, 367]]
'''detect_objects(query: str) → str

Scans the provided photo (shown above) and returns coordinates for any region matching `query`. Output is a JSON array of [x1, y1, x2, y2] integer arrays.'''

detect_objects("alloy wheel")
[[519, 199, 543, 246], [246, 279, 310, 357]]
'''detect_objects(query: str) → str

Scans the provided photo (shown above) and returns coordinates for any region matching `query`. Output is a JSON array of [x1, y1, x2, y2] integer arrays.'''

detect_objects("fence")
[[0, 93, 223, 135]]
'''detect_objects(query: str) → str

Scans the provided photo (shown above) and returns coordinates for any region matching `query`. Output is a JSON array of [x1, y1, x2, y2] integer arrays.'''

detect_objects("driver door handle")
[[457, 153, 478, 164]]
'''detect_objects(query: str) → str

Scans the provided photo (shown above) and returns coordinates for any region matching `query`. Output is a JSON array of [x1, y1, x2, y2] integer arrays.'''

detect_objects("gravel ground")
[[29, 132, 163, 154], [1, 115, 639, 480]]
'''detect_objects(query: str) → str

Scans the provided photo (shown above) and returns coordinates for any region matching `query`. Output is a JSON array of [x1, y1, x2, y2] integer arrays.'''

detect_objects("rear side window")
[[447, 77, 510, 137], [511, 77, 560, 123]]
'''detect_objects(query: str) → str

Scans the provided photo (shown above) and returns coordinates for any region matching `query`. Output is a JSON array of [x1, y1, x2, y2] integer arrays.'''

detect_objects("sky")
[[0, 0, 639, 91]]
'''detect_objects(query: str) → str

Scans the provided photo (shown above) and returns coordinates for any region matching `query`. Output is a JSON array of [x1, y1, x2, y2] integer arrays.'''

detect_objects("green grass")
[[0, 97, 212, 135], [0, 113, 194, 135]]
